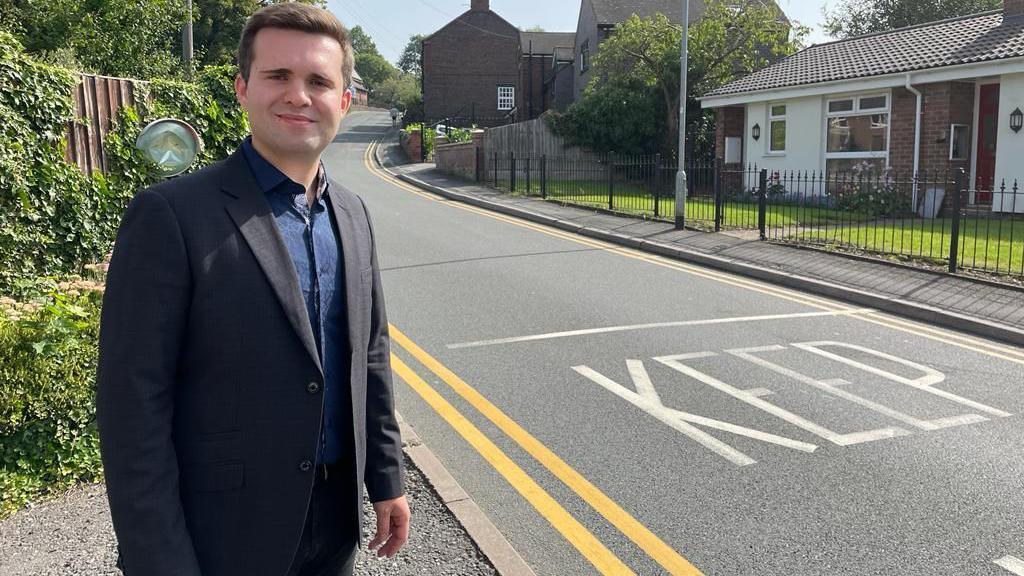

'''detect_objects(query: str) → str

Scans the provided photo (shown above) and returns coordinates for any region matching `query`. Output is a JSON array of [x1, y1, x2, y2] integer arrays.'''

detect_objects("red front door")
[[975, 83, 1000, 204]]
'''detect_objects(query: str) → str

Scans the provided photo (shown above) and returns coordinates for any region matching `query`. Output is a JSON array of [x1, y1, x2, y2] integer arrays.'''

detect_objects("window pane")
[[770, 120, 785, 151], [827, 114, 888, 152], [770, 104, 786, 117], [825, 157, 886, 176], [828, 99, 854, 113], [859, 95, 887, 110], [950, 125, 969, 160]]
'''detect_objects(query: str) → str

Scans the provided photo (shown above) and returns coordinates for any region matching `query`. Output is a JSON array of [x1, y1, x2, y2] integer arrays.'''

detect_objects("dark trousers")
[[286, 462, 360, 576]]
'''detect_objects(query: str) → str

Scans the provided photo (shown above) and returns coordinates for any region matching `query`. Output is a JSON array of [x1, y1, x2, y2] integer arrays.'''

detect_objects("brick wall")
[[400, 130, 422, 163], [520, 53, 552, 120], [714, 106, 745, 165], [889, 82, 976, 176], [435, 131, 484, 180], [422, 9, 520, 125]]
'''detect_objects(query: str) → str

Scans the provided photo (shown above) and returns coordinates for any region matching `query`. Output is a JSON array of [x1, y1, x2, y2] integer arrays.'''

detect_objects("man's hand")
[[369, 495, 410, 558]]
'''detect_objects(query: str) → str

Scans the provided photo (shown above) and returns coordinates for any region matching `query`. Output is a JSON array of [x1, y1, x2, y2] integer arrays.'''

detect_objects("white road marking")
[[995, 555, 1024, 575], [793, 342, 1012, 419], [446, 309, 875, 349], [655, 351, 910, 447], [573, 360, 817, 467], [728, 345, 982, 434]]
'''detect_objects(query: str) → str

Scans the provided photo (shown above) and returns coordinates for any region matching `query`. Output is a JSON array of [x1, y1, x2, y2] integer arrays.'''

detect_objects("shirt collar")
[[241, 136, 329, 200]]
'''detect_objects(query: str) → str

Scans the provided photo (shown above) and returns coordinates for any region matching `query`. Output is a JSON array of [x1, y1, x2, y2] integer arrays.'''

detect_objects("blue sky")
[[325, 0, 837, 65]]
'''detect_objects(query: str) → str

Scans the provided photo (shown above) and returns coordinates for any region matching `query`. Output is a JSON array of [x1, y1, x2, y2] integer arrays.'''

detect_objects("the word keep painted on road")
[[572, 341, 1012, 466]]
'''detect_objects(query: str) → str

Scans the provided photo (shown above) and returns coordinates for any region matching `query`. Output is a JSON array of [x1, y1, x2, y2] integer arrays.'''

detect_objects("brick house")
[[573, 0, 707, 101], [701, 1, 1024, 213], [421, 0, 575, 126], [350, 69, 368, 106]]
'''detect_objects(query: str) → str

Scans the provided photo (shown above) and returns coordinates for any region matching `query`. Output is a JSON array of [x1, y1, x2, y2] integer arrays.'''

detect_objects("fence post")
[[526, 157, 531, 195], [475, 147, 482, 182], [653, 154, 661, 218], [420, 121, 426, 162], [608, 152, 615, 210], [758, 168, 768, 241], [541, 155, 547, 199], [510, 151, 516, 193], [714, 158, 723, 232], [948, 168, 965, 273], [493, 151, 498, 187]]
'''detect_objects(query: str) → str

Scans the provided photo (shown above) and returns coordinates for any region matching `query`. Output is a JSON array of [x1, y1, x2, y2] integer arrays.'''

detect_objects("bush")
[[402, 123, 435, 160], [446, 127, 473, 144], [0, 274, 105, 518], [0, 36, 249, 518]]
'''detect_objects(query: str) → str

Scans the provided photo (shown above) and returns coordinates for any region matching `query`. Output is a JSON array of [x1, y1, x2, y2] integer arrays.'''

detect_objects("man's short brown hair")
[[237, 3, 355, 89]]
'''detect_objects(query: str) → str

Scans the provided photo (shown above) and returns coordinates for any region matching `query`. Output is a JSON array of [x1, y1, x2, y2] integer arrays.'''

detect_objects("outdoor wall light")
[[752, 123, 761, 141], [135, 118, 204, 178], [1011, 108, 1023, 133]]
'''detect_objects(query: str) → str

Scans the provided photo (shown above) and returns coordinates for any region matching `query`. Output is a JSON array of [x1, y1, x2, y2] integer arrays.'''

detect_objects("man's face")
[[235, 27, 351, 162]]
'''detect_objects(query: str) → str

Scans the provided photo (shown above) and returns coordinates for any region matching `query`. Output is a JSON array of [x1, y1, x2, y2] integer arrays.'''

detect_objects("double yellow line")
[[363, 137, 1024, 575]]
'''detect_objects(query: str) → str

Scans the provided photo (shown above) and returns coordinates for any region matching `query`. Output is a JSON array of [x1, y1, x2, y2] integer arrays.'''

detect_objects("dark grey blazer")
[[96, 148, 404, 576]]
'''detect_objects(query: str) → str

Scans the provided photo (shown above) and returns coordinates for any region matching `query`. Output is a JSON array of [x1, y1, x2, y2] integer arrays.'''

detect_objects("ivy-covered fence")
[[0, 31, 250, 518]]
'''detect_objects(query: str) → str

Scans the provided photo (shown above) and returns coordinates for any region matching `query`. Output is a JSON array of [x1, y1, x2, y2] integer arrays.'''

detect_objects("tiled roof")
[[705, 11, 1024, 98], [590, 0, 704, 25], [520, 31, 576, 55]]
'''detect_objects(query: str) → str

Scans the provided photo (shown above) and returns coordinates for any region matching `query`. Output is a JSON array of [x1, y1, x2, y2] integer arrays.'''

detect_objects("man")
[[389, 107, 399, 128], [96, 4, 409, 576]]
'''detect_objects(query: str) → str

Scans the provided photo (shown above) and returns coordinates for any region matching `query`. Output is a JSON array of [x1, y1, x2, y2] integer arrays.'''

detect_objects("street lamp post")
[[674, 0, 689, 229], [183, 0, 194, 79]]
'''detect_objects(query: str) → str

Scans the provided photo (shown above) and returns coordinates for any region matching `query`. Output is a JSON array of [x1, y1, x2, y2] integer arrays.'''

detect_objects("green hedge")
[[0, 31, 248, 295], [0, 33, 250, 517]]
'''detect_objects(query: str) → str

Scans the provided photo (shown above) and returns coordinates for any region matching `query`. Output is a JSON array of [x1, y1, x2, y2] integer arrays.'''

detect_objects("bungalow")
[[701, 0, 1024, 213]]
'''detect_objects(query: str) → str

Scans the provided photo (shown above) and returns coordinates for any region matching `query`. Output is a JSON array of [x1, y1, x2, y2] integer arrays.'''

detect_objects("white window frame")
[[497, 85, 515, 111], [950, 123, 970, 161], [767, 103, 786, 154], [824, 92, 891, 170]]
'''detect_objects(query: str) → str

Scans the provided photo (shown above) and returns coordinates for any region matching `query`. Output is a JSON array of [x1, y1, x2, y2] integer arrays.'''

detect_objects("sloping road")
[[326, 111, 1024, 576]]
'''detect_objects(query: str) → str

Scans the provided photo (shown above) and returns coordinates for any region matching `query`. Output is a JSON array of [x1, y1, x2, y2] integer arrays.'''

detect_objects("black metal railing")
[[479, 150, 1024, 279]]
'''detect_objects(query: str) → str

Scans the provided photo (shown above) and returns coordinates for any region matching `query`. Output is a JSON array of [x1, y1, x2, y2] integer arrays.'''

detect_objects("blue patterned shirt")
[[241, 137, 348, 465]]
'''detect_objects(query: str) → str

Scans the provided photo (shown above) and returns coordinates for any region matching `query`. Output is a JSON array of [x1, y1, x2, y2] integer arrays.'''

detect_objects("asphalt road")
[[326, 111, 1024, 576]]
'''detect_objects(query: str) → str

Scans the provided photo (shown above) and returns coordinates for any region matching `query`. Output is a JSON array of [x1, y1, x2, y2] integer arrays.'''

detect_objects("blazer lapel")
[[326, 183, 363, 357], [221, 150, 323, 375]]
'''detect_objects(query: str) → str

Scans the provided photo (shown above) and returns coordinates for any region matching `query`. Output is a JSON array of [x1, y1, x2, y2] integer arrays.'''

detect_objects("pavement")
[[375, 140, 1024, 349]]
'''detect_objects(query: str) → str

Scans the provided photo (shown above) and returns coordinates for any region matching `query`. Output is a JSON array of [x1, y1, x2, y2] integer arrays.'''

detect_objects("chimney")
[[1007, 0, 1024, 21], [471, 0, 489, 11]]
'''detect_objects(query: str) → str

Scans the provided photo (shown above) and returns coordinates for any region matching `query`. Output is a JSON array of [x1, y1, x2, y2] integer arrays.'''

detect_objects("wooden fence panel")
[[482, 117, 604, 180], [65, 74, 139, 175]]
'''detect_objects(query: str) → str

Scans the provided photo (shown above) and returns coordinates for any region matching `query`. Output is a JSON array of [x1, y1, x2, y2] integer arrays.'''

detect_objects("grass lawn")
[[500, 179, 864, 227], [781, 218, 1024, 275], [492, 178, 1024, 277]]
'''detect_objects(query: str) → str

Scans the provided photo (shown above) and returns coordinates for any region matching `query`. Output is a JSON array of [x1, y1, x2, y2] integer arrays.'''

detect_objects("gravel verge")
[[0, 455, 498, 576]]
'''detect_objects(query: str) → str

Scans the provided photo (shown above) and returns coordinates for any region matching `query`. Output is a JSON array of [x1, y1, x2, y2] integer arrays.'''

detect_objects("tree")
[[356, 52, 396, 93], [349, 25, 378, 56], [823, 0, 1000, 38], [191, 0, 324, 67], [555, 1, 804, 157], [376, 73, 422, 112], [0, 0, 187, 78], [0, 0, 326, 77], [397, 34, 425, 77]]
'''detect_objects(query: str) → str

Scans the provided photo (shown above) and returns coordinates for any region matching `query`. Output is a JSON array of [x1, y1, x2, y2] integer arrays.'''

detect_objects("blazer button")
[[307, 382, 321, 394], [299, 460, 312, 472]]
